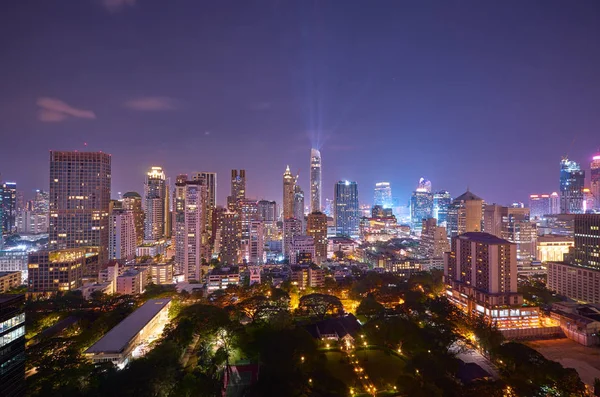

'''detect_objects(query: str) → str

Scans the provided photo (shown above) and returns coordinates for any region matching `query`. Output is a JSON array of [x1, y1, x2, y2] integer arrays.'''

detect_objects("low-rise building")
[[0, 271, 21, 293], [290, 265, 325, 289], [536, 234, 574, 263], [28, 249, 99, 293], [116, 268, 149, 295], [550, 302, 600, 346], [289, 235, 315, 265], [79, 282, 114, 299], [84, 298, 171, 368], [207, 266, 240, 293], [147, 263, 174, 285], [0, 251, 28, 282]]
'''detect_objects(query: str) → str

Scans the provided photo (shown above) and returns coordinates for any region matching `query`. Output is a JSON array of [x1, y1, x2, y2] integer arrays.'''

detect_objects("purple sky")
[[1, 0, 599, 206]]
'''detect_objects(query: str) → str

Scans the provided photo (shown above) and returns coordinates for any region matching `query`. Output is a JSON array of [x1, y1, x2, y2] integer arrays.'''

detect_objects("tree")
[[356, 294, 384, 317], [298, 293, 343, 319]]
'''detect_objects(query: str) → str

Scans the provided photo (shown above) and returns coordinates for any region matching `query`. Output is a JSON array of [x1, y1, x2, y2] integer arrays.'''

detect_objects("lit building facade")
[[16, 211, 48, 234], [310, 148, 322, 213], [433, 190, 451, 226], [122, 192, 144, 245], [374, 182, 393, 209], [289, 235, 315, 265], [334, 181, 359, 238], [0, 294, 25, 397], [212, 207, 240, 265], [420, 218, 449, 271], [108, 209, 136, 263], [410, 184, 433, 235], [28, 249, 98, 293], [536, 234, 574, 262], [559, 158, 585, 214], [283, 217, 303, 258], [591, 154, 600, 210], [227, 170, 246, 211], [529, 193, 560, 219], [447, 190, 484, 237], [1, 182, 17, 234], [307, 211, 328, 264], [143, 166, 168, 241], [49, 151, 111, 269], [283, 165, 295, 220]]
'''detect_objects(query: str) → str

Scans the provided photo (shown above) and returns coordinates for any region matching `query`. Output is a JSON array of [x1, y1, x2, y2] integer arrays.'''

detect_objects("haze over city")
[[1, 0, 599, 205]]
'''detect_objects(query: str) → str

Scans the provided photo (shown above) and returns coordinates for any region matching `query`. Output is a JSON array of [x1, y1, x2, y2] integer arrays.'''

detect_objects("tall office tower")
[[1, 182, 17, 234], [417, 177, 432, 193], [28, 248, 98, 292], [293, 184, 305, 222], [550, 192, 560, 214], [307, 211, 328, 264], [529, 194, 554, 219], [227, 170, 246, 212], [410, 179, 434, 234], [323, 198, 334, 217], [0, 294, 25, 397], [432, 190, 451, 226], [334, 181, 359, 238], [591, 154, 600, 210], [16, 211, 48, 234], [122, 192, 144, 245], [192, 172, 217, 232], [559, 158, 585, 214], [248, 220, 264, 264], [144, 166, 168, 241], [49, 151, 111, 269], [583, 188, 595, 213], [174, 178, 207, 281], [108, 209, 136, 263], [212, 207, 240, 265], [33, 189, 49, 213], [420, 218, 450, 271], [446, 190, 484, 237], [257, 200, 277, 222], [283, 217, 303, 258], [484, 205, 536, 267], [547, 214, 600, 303], [283, 165, 295, 219], [310, 148, 322, 212], [239, 199, 259, 261], [374, 182, 393, 208]]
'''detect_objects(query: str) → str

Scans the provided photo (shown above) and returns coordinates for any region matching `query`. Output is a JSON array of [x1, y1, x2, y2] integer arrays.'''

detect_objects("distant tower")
[[411, 178, 433, 234], [0, 182, 17, 234], [228, 170, 245, 211], [591, 154, 600, 210], [283, 165, 295, 219], [433, 190, 452, 226], [307, 211, 328, 264], [310, 148, 322, 212], [144, 166, 167, 241], [374, 182, 393, 208], [559, 158, 585, 214], [122, 192, 144, 245], [192, 172, 217, 232], [447, 190, 484, 237], [293, 183, 305, 222], [334, 181, 359, 238]]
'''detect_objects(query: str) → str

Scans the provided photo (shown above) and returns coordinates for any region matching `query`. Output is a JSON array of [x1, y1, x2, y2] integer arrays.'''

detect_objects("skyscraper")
[[559, 158, 585, 214], [310, 148, 322, 213], [433, 190, 451, 226], [257, 200, 277, 222], [212, 207, 240, 265], [1, 182, 17, 234], [307, 211, 327, 264], [192, 172, 217, 232], [144, 166, 168, 241], [446, 190, 484, 237], [108, 209, 136, 263], [122, 192, 144, 245], [374, 182, 393, 208], [49, 151, 111, 268], [228, 170, 246, 211], [410, 178, 433, 235], [334, 181, 359, 238], [420, 218, 449, 271], [283, 165, 295, 219], [529, 193, 561, 219], [283, 217, 303, 258], [591, 154, 600, 210], [293, 184, 305, 222]]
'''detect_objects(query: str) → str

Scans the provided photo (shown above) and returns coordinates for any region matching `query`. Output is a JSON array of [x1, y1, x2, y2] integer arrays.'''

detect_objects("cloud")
[[124, 96, 177, 111], [101, 0, 136, 12], [37, 97, 96, 123]]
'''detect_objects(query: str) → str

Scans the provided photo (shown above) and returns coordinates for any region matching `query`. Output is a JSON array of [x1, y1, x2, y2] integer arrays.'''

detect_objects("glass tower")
[[559, 158, 585, 214], [334, 181, 359, 238]]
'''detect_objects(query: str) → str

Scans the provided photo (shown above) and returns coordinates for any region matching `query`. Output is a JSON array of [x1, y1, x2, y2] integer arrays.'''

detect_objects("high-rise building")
[[433, 190, 451, 226], [310, 148, 322, 213], [374, 182, 393, 209], [108, 209, 136, 263], [122, 192, 144, 245], [49, 151, 111, 269], [1, 182, 17, 234], [529, 193, 560, 219], [547, 214, 600, 303], [447, 190, 484, 237], [144, 166, 168, 241], [559, 158, 585, 214], [228, 170, 246, 211], [334, 181, 359, 238], [257, 200, 277, 222], [174, 177, 208, 281], [212, 207, 240, 265], [33, 190, 49, 213], [16, 211, 48, 234], [444, 233, 540, 329], [28, 248, 99, 292], [420, 218, 449, 271], [239, 199, 259, 262], [283, 217, 303, 258], [289, 236, 315, 265], [307, 211, 327, 264], [248, 220, 264, 265], [192, 172, 217, 232], [293, 184, 305, 223], [283, 165, 295, 219], [0, 293, 25, 397], [591, 154, 600, 210], [410, 179, 434, 235]]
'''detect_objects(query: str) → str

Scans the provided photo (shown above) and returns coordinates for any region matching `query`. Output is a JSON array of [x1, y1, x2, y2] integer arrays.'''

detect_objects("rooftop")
[[537, 234, 574, 242], [85, 298, 171, 354], [458, 232, 512, 245], [453, 190, 483, 202]]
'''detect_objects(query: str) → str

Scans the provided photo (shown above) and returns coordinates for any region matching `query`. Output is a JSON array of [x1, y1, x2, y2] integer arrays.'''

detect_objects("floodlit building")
[[122, 192, 145, 245], [334, 181, 359, 238], [410, 180, 433, 235], [290, 265, 325, 289], [559, 158, 585, 214], [591, 154, 600, 210], [227, 170, 246, 212], [444, 232, 541, 330], [374, 182, 392, 209], [283, 165, 295, 220], [307, 212, 328, 264], [28, 249, 99, 293], [108, 209, 136, 263], [49, 151, 111, 270], [148, 263, 174, 285], [536, 235, 574, 263], [433, 190, 452, 226], [207, 266, 240, 293], [310, 148, 322, 212], [447, 190, 484, 237], [84, 298, 171, 368], [1, 182, 17, 234]]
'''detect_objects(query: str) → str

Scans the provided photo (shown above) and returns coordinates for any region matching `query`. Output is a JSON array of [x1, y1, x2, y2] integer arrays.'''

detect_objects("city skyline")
[[1, 1, 600, 206]]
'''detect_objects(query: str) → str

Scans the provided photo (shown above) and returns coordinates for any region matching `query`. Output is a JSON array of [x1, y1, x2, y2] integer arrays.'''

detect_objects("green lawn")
[[355, 349, 404, 390], [324, 351, 359, 386]]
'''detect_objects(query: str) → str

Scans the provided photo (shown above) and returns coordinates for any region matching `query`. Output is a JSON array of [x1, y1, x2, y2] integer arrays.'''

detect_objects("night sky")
[[1, 0, 599, 206]]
